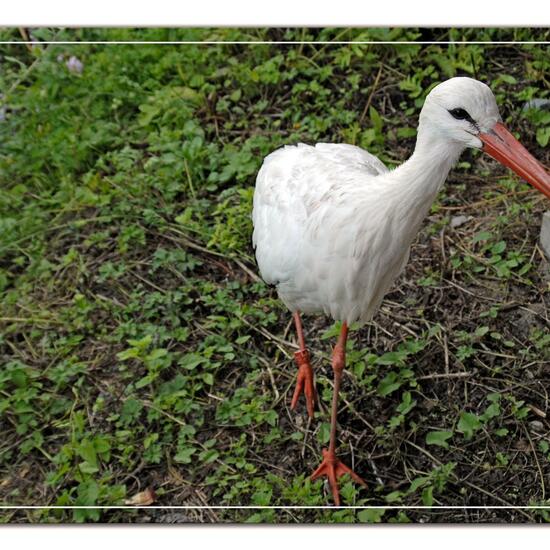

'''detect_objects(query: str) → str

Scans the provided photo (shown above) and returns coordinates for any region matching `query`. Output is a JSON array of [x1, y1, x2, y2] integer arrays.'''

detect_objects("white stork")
[[252, 77, 550, 505]]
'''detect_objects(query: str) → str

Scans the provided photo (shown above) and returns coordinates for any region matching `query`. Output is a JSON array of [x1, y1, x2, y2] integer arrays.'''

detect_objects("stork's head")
[[420, 77, 550, 198]]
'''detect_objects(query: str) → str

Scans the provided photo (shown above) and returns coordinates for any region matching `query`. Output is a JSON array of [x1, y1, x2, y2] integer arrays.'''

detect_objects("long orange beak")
[[479, 122, 550, 199]]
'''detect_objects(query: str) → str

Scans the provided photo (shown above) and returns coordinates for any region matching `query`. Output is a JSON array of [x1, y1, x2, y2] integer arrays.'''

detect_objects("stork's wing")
[[252, 142, 388, 286], [312, 143, 389, 177]]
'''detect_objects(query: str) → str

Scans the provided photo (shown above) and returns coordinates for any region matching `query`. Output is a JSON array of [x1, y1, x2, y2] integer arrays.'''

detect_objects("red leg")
[[310, 322, 367, 505], [290, 311, 317, 418]]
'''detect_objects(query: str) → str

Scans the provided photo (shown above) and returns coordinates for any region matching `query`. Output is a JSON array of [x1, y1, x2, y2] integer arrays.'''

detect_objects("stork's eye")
[[449, 108, 472, 121]]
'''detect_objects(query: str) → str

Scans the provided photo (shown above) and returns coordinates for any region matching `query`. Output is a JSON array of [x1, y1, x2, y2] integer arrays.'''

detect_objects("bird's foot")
[[290, 350, 317, 418], [311, 448, 367, 506]]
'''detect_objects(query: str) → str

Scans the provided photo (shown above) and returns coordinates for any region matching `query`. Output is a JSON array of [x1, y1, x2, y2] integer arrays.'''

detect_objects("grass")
[[0, 27, 549, 524]]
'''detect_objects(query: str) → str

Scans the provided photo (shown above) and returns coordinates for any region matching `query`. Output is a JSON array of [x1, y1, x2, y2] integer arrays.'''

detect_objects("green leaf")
[[229, 89, 242, 102], [358, 508, 385, 523], [472, 231, 493, 244], [93, 435, 111, 456], [318, 422, 331, 445], [127, 334, 152, 350], [499, 74, 517, 84], [135, 374, 156, 388], [491, 241, 506, 255], [369, 106, 383, 132], [474, 326, 489, 338], [251, 487, 272, 506], [120, 399, 143, 424], [179, 353, 206, 370], [145, 348, 168, 362], [385, 490, 404, 503], [377, 372, 402, 396], [11, 369, 28, 388], [116, 348, 140, 361], [408, 476, 430, 493], [174, 447, 196, 464], [496, 452, 509, 466], [75, 479, 99, 505], [536, 127, 550, 147], [179, 425, 196, 439], [426, 430, 453, 449], [76, 439, 97, 467], [376, 351, 407, 366], [264, 410, 278, 427], [79, 461, 100, 474], [457, 412, 482, 440], [481, 402, 501, 422], [422, 485, 434, 506], [199, 449, 220, 464], [396, 391, 416, 415], [396, 127, 417, 139], [244, 513, 263, 523]]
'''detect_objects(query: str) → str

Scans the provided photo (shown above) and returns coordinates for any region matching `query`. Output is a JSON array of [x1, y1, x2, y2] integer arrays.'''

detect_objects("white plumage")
[[252, 77, 501, 324], [252, 143, 393, 322]]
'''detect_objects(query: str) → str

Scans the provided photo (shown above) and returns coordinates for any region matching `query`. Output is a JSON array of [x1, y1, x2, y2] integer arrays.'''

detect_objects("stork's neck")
[[394, 129, 463, 196], [383, 128, 464, 228]]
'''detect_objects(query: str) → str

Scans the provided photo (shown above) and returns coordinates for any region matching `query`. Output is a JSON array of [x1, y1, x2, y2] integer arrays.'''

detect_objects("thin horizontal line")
[[1, 505, 550, 510], [1, 41, 549, 45]]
